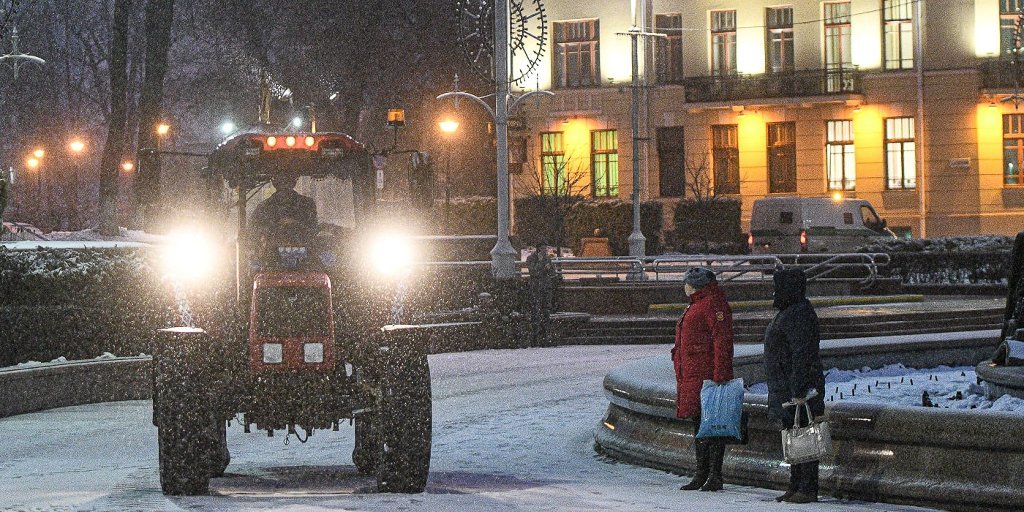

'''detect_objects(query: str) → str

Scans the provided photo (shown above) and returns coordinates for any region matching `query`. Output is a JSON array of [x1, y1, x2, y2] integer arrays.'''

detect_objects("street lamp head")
[[439, 119, 460, 134], [32, 148, 45, 159], [291, 116, 303, 129], [329, 91, 340, 102], [68, 140, 85, 153], [121, 161, 135, 172], [220, 120, 237, 135], [156, 123, 171, 136], [25, 157, 39, 169]]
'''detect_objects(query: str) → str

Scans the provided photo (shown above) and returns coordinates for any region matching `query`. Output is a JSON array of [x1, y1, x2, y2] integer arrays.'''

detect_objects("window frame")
[[883, 0, 914, 70], [655, 13, 684, 84], [884, 117, 917, 190], [591, 129, 619, 198], [552, 19, 601, 89], [710, 10, 737, 76], [712, 124, 740, 195], [767, 122, 797, 193], [766, 6, 795, 74], [825, 119, 856, 191], [540, 131, 567, 195], [1001, 0, 1024, 60], [1003, 114, 1024, 186]]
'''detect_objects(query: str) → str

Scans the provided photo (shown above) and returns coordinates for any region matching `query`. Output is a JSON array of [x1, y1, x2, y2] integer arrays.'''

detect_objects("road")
[[0, 345, 934, 511]]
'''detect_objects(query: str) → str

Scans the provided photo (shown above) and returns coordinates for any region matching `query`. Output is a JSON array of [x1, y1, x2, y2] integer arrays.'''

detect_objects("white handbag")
[[781, 393, 832, 464]]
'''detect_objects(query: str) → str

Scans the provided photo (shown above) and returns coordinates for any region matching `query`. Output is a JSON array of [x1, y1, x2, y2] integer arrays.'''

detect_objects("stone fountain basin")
[[596, 329, 1024, 512]]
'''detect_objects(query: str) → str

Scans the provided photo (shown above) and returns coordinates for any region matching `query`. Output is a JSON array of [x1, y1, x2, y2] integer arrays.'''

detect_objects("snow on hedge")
[[859, 235, 1014, 254]]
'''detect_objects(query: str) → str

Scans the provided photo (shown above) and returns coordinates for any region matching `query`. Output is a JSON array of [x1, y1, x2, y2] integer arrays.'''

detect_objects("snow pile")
[[3, 352, 150, 371], [750, 364, 1024, 413]]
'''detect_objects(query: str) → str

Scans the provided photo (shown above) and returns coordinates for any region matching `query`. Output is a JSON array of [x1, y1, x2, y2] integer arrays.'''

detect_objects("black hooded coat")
[[763, 268, 826, 424]]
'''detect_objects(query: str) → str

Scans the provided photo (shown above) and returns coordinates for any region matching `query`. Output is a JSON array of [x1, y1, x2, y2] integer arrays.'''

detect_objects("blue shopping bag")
[[696, 378, 745, 440]]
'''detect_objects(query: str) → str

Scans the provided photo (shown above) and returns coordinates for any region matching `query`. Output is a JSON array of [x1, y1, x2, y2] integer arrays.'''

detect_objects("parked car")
[[749, 197, 895, 254]]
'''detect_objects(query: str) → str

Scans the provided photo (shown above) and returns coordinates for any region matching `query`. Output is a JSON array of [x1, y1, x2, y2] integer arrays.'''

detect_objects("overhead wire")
[[652, 0, 923, 33]]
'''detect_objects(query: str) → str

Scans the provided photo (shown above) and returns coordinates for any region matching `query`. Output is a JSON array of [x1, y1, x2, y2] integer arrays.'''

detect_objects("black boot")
[[700, 440, 724, 491], [680, 440, 709, 490]]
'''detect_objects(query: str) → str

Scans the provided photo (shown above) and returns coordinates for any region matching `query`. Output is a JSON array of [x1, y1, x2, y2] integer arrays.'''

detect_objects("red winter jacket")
[[672, 282, 735, 418]]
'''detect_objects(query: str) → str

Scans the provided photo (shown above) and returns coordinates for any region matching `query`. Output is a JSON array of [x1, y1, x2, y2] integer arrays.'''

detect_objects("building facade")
[[509, 0, 1024, 237]]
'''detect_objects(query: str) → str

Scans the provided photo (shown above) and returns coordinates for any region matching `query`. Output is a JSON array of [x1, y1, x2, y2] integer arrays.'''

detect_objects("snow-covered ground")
[[750, 364, 1024, 412], [0, 345, 934, 511]]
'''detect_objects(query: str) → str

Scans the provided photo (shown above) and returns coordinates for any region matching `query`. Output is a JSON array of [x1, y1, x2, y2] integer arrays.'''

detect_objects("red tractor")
[[152, 128, 433, 495]]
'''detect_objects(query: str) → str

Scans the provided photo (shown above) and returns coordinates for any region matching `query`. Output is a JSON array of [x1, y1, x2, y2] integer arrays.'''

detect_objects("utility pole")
[[619, 1, 663, 258]]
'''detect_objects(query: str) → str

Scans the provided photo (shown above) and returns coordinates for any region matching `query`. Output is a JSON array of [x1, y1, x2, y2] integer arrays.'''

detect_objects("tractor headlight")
[[368, 232, 416, 277], [160, 229, 220, 283]]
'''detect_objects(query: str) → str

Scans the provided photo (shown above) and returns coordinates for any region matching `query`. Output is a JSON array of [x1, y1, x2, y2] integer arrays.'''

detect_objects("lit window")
[[768, 122, 796, 193], [885, 117, 916, 189], [824, 2, 852, 92], [656, 14, 684, 83], [766, 7, 794, 74], [591, 130, 619, 197], [712, 125, 739, 194], [1001, 0, 1024, 59], [710, 10, 737, 76], [883, 0, 914, 69], [1003, 114, 1024, 186], [553, 20, 600, 88], [826, 120, 855, 191], [541, 132, 567, 194]]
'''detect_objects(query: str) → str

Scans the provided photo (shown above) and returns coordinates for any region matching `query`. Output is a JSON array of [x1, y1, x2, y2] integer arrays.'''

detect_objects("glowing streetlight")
[[68, 139, 85, 153], [832, 191, 844, 202], [220, 120, 236, 134], [121, 160, 135, 172], [32, 148, 45, 159], [291, 116, 303, 129], [438, 119, 460, 134], [156, 123, 170, 136], [25, 157, 39, 169]]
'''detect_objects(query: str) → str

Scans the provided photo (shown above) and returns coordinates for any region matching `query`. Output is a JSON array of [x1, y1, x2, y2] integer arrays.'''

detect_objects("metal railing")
[[530, 253, 890, 287], [650, 255, 782, 283], [682, 67, 861, 103], [978, 59, 1020, 90]]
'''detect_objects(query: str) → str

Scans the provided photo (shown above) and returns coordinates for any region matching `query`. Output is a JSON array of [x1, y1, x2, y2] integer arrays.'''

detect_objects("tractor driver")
[[251, 173, 319, 254]]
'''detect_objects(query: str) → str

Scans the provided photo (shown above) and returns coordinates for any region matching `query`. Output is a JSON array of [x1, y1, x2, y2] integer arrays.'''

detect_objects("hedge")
[[856, 236, 1013, 284], [0, 247, 169, 366], [514, 197, 663, 255], [672, 198, 747, 254]]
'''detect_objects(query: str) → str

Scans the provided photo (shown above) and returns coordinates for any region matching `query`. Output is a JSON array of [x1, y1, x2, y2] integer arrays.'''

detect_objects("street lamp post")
[[438, 74, 554, 277], [68, 139, 86, 230], [618, 2, 664, 258], [25, 155, 41, 219], [438, 118, 460, 234]]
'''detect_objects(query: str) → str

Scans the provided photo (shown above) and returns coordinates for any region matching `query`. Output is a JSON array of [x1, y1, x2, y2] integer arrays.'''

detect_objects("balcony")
[[979, 59, 1020, 90], [681, 68, 862, 104]]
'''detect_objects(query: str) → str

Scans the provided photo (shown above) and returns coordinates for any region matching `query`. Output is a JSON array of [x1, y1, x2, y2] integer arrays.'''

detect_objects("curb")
[[648, 294, 925, 314]]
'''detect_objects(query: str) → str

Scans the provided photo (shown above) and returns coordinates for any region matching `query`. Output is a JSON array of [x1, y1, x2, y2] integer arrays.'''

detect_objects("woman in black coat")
[[763, 268, 826, 504]]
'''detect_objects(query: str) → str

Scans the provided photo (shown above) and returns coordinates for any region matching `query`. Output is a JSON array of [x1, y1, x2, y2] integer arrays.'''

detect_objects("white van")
[[749, 197, 896, 254]]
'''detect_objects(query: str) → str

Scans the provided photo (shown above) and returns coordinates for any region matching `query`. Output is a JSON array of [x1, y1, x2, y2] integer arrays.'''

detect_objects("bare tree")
[[516, 144, 589, 255], [135, 0, 174, 229], [676, 143, 742, 253], [98, 0, 133, 235]]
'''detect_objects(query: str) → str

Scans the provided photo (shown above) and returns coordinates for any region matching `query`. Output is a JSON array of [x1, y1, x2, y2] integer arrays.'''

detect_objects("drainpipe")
[[915, 0, 927, 237]]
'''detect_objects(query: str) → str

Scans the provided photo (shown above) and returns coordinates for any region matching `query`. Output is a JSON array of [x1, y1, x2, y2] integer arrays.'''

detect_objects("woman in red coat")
[[672, 267, 735, 492]]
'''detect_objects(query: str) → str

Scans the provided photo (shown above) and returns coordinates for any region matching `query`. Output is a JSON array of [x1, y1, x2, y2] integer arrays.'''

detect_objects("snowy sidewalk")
[[0, 345, 935, 511]]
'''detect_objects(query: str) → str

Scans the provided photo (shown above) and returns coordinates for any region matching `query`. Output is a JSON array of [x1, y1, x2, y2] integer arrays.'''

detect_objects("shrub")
[[673, 198, 746, 254], [514, 197, 662, 255]]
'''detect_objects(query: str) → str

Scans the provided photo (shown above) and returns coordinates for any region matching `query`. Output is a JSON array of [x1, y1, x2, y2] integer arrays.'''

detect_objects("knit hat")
[[683, 267, 716, 289]]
